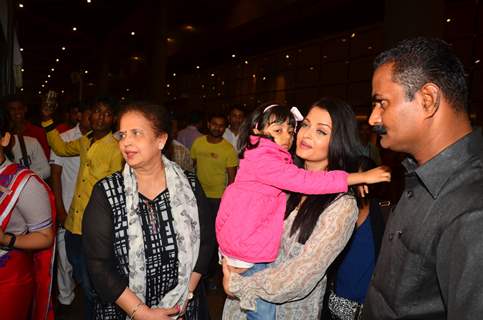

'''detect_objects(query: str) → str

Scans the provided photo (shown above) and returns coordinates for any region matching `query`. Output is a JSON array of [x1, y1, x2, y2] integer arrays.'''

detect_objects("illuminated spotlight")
[[231, 54, 236, 58], [41, 84, 45, 88], [61, 46, 66, 51], [19, 3, 24, 8], [87, 0, 92, 3], [38, 91, 42, 95], [196, 65, 200, 69], [56, 58, 60, 62], [51, 68, 55, 72], [61, 90, 65, 93], [211, 73, 215, 77], [84, 70, 88, 74], [166, 84, 170, 88], [20, 88, 24, 91], [47, 74, 51, 78], [475, 59, 480, 64], [172, 73, 176, 77], [351, 32, 356, 38], [72, 27, 77, 31], [244, 60, 248, 64], [446, 18, 451, 23], [44, 80, 48, 83], [20, 48, 24, 52], [21, 68, 25, 72], [131, 31, 135, 36], [285, 54, 290, 59]]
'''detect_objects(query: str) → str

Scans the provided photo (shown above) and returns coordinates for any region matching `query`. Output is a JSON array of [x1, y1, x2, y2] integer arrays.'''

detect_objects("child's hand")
[[362, 166, 391, 184]]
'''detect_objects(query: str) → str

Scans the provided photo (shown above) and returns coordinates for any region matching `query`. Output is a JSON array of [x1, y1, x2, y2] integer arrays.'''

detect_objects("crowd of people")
[[0, 37, 482, 320]]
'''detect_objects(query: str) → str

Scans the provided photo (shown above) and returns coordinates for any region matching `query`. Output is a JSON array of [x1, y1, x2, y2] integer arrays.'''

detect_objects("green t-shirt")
[[190, 135, 238, 198]]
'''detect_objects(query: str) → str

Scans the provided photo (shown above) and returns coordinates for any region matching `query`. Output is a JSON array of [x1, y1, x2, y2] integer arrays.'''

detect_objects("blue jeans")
[[242, 263, 276, 320], [65, 230, 95, 320]]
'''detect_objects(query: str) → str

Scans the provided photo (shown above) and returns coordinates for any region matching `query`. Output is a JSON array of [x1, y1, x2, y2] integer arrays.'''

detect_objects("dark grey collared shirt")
[[363, 129, 483, 320]]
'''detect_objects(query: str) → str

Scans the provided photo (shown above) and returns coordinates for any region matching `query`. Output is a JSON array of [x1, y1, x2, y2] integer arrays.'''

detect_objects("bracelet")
[[130, 302, 145, 320]]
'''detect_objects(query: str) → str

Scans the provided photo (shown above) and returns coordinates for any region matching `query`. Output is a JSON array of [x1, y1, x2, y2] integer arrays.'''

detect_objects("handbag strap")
[[17, 135, 31, 168]]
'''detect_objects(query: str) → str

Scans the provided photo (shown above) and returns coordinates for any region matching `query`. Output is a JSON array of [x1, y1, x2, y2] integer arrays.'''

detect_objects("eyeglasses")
[[113, 128, 145, 141]]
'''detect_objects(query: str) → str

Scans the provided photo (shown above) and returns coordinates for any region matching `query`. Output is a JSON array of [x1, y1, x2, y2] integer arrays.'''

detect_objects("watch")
[[1, 232, 16, 251], [187, 291, 194, 300]]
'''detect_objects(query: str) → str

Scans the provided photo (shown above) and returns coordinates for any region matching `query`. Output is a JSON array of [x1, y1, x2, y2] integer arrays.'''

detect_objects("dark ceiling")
[[15, 0, 384, 98]]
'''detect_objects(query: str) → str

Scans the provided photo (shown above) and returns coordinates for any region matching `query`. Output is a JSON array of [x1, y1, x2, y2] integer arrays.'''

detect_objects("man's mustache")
[[372, 124, 387, 135]]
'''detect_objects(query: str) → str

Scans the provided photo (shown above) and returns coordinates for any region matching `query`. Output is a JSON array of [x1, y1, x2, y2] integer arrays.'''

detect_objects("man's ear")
[[420, 83, 441, 118], [0, 132, 11, 147]]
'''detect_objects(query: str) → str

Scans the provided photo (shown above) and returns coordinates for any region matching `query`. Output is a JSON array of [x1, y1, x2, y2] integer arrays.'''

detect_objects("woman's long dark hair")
[[237, 103, 296, 158], [285, 97, 364, 244]]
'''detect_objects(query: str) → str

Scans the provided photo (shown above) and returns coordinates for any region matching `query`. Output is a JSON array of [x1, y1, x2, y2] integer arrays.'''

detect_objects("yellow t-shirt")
[[190, 136, 238, 198], [43, 122, 123, 234]]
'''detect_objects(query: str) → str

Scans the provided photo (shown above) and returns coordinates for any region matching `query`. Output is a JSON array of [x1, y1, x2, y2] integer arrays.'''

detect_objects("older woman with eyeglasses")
[[83, 102, 214, 320]]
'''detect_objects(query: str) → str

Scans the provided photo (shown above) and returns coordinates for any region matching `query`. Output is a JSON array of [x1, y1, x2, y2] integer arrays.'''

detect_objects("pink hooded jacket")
[[215, 137, 349, 263]]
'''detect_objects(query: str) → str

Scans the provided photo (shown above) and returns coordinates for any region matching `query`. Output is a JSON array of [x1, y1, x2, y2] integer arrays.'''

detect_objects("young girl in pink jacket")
[[215, 103, 390, 319]]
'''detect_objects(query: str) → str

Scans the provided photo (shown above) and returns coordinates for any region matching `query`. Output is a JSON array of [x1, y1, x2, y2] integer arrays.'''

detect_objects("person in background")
[[358, 122, 381, 165], [9, 131, 50, 179], [178, 111, 203, 150], [191, 113, 238, 289], [0, 107, 56, 320], [83, 102, 214, 319], [324, 156, 389, 320], [50, 101, 91, 313], [223, 106, 245, 152], [363, 37, 483, 320], [4, 95, 50, 159], [41, 97, 123, 320]]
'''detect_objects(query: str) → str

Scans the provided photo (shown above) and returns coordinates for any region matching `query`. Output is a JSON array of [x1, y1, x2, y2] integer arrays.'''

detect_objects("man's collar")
[[402, 129, 482, 199]]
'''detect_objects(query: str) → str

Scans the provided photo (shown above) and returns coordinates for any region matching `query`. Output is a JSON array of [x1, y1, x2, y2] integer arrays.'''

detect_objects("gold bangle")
[[130, 302, 145, 320]]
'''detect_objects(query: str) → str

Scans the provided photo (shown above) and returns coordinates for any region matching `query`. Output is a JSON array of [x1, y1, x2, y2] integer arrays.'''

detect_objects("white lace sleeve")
[[229, 194, 358, 311]]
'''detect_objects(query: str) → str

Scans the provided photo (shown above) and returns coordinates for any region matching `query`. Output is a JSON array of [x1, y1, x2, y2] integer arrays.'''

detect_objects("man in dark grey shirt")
[[363, 37, 483, 319]]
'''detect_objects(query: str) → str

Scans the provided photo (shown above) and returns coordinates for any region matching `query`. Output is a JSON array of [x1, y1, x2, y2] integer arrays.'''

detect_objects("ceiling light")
[[21, 68, 24, 72], [84, 70, 88, 74], [232, 54, 236, 58], [211, 73, 215, 77], [20, 48, 24, 52], [126, 88, 130, 92], [184, 25, 195, 31], [351, 33, 356, 38], [244, 60, 248, 64], [87, 0, 92, 3], [446, 18, 451, 23], [166, 84, 170, 88], [44, 80, 48, 83], [131, 32, 135, 36], [38, 91, 42, 94], [285, 54, 290, 59], [20, 88, 24, 91], [41, 84, 45, 88], [252, 74, 256, 78], [47, 74, 51, 78], [61, 90, 65, 94], [475, 59, 481, 64], [262, 76, 266, 80], [61, 46, 66, 51], [51, 68, 55, 71], [72, 27, 77, 31], [56, 58, 60, 62], [167, 37, 174, 43], [19, 3, 24, 8], [172, 73, 176, 77], [196, 65, 200, 69]]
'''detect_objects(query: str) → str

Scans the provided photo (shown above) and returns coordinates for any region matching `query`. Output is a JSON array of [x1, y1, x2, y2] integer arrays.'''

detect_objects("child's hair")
[[238, 103, 296, 158]]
